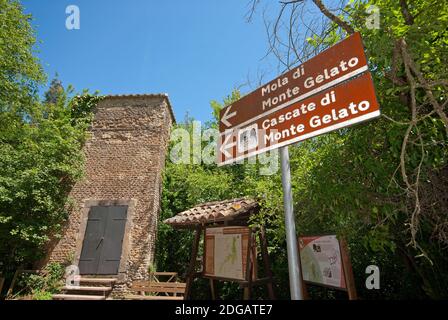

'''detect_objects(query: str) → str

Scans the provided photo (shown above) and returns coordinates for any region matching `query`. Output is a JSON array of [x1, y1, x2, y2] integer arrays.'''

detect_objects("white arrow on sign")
[[219, 131, 236, 158], [221, 105, 237, 128]]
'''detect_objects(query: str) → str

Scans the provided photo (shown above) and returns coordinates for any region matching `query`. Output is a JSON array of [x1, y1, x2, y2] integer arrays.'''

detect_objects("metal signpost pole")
[[280, 146, 304, 300]]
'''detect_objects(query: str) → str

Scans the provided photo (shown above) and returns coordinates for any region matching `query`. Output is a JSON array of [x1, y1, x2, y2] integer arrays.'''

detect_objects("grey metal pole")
[[279, 146, 303, 300]]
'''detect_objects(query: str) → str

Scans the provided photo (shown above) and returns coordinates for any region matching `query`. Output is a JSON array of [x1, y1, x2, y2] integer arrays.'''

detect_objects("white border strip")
[[220, 65, 369, 136], [218, 110, 380, 166]]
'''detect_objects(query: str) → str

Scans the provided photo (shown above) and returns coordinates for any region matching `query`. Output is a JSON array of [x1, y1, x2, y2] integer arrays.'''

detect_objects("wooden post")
[[339, 238, 358, 300], [259, 226, 275, 300], [210, 279, 218, 300], [0, 277, 4, 296], [6, 267, 22, 298], [185, 225, 202, 300], [301, 280, 310, 300], [243, 230, 253, 300], [252, 235, 258, 281], [296, 239, 310, 300]]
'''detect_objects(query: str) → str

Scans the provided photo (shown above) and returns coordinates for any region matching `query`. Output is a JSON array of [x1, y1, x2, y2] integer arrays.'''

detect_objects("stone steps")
[[62, 285, 112, 293], [126, 295, 184, 300], [78, 277, 117, 285], [52, 277, 117, 300], [53, 294, 106, 300]]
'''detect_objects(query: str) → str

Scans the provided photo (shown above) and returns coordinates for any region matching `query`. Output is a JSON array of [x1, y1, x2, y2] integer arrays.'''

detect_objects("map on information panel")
[[299, 235, 346, 289], [204, 227, 249, 280], [214, 233, 243, 279]]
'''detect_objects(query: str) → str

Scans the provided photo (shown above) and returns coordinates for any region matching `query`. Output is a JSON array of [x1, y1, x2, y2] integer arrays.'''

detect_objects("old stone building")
[[47, 94, 174, 297]]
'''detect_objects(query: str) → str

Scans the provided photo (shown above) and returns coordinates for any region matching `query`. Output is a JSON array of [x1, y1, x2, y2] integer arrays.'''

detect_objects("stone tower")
[[46, 94, 174, 294]]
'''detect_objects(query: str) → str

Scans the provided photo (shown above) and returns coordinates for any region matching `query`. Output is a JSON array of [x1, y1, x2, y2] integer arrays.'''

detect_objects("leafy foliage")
[[9, 262, 65, 300], [0, 0, 44, 115], [0, 82, 102, 269]]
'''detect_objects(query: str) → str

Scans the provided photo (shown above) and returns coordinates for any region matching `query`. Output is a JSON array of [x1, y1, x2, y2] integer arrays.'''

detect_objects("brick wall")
[[46, 94, 174, 295]]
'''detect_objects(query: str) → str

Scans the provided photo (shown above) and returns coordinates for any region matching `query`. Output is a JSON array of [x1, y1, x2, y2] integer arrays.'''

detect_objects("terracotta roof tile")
[[163, 197, 258, 228]]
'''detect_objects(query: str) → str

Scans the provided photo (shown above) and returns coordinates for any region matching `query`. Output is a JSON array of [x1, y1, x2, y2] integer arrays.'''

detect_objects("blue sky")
[[21, 0, 284, 122]]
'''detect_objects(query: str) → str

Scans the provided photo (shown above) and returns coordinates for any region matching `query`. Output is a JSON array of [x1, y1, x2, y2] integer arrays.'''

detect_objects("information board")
[[298, 235, 346, 289], [204, 227, 250, 280]]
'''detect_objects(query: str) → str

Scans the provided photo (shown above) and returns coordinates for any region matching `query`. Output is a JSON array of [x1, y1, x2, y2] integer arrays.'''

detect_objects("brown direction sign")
[[219, 32, 368, 133], [218, 72, 380, 166]]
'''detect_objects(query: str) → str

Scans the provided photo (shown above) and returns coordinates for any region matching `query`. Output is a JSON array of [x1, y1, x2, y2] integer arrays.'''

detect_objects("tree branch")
[[311, 0, 355, 34], [399, 0, 414, 25], [400, 39, 448, 133]]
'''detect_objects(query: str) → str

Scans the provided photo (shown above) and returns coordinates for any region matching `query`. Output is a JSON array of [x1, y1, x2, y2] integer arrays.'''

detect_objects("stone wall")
[[46, 94, 174, 295]]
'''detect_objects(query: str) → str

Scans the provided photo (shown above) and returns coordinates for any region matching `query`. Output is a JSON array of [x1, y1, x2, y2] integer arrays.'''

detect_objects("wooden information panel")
[[299, 235, 346, 289], [298, 235, 358, 299], [204, 227, 250, 281]]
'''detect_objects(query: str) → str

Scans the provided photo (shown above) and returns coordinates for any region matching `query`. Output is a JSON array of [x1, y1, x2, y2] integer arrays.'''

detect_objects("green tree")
[[0, 1, 103, 274], [0, 83, 101, 269], [44, 75, 64, 105], [0, 0, 45, 115]]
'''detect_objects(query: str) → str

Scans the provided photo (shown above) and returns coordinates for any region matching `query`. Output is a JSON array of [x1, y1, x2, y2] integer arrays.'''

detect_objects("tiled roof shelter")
[[163, 197, 275, 300], [163, 198, 258, 229]]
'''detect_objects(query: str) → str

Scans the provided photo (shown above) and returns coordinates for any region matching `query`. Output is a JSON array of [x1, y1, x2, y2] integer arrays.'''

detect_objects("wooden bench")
[[127, 280, 186, 300]]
